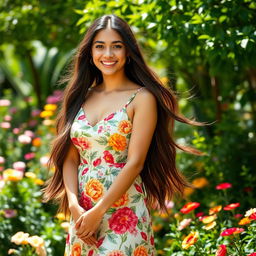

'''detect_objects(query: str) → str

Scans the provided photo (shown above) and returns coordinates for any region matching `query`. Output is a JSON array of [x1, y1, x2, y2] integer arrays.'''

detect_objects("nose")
[[104, 47, 114, 57]]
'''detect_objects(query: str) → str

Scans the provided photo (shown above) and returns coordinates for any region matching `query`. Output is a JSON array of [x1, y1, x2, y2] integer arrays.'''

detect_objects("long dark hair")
[[42, 14, 211, 216]]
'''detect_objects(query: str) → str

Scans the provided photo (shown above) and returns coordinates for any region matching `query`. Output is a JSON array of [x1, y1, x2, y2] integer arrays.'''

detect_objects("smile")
[[101, 61, 117, 67]]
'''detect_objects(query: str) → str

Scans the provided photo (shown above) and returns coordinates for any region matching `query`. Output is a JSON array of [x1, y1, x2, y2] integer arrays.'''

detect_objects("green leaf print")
[[115, 155, 127, 163], [82, 132, 92, 137], [106, 208, 116, 215], [74, 131, 79, 138], [107, 233, 118, 244], [98, 246, 108, 254], [89, 151, 98, 161], [131, 194, 142, 203], [105, 146, 112, 150], [124, 245, 132, 256], [137, 220, 143, 231], [108, 120, 118, 126], [96, 137, 108, 145], [104, 180, 112, 189]]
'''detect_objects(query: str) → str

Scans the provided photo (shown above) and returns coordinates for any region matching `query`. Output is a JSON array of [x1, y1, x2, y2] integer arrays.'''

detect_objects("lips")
[[101, 61, 117, 67]]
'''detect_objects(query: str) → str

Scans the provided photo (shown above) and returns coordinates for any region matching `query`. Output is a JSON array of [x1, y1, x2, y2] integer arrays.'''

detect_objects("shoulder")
[[135, 87, 157, 108]]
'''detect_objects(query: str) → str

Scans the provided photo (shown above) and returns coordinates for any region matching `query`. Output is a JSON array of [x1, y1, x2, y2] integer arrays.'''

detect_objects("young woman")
[[42, 14, 208, 256]]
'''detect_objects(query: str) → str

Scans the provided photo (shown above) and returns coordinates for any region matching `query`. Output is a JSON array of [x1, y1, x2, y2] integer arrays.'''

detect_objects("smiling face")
[[91, 27, 128, 76]]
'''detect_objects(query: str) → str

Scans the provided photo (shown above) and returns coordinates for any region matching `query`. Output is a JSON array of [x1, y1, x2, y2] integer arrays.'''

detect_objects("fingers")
[[78, 233, 97, 246]]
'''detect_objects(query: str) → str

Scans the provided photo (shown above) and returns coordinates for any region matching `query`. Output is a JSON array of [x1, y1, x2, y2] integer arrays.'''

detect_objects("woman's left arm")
[[75, 89, 157, 239]]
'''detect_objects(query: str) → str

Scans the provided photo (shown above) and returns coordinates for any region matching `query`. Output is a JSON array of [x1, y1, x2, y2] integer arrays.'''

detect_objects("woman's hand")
[[70, 204, 98, 246], [75, 205, 104, 241]]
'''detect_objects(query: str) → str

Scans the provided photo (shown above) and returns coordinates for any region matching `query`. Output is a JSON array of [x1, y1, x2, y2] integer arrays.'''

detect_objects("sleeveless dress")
[[64, 87, 156, 256]]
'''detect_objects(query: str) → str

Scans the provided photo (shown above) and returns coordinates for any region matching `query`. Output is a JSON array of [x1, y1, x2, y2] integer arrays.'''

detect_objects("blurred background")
[[0, 0, 255, 255]]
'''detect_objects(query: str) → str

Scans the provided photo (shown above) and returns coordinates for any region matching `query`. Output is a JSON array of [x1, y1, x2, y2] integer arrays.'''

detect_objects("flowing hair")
[[41, 14, 212, 216]]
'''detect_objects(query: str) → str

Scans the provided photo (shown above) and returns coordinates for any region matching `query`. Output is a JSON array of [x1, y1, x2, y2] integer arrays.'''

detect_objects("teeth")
[[102, 61, 116, 65]]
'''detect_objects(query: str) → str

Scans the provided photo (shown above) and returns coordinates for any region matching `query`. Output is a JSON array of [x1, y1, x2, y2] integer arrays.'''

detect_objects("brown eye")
[[95, 45, 103, 48], [113, 45, 122, 48]]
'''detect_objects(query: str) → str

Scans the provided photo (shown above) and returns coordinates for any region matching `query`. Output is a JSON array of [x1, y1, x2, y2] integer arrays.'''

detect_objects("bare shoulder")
[[135, 87, 157, 109]]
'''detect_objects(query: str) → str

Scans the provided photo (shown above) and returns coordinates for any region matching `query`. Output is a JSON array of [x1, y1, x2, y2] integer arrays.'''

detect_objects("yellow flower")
[[25, 172, 37, 179], [27, 235, 44, 248], [43, 119, 55, 126], [160, 77, 169, 86], [182, 231, 199, 249], [202, 215, 217, 224], [192, 177, 209, 188], [44, 104, 57, 111], [34, 178, 44, 186], [3, 169, 23, 182], [61, 222, 70, 232], [55, 213, 66, 221], [40, 110, 54, 118], [238, 217, 251, 225], [108, 133, 127, 151], [209, 205, 222, 215], [11, 231, 29, 245], [203, 221, 216, 230]]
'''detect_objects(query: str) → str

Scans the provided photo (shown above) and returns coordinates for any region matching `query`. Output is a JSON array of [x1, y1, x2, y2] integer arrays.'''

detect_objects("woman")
[[42, 14, 208, 255]]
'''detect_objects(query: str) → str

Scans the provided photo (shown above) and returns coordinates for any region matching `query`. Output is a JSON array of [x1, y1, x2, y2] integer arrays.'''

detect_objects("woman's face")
[[91, 27, 128, 76]]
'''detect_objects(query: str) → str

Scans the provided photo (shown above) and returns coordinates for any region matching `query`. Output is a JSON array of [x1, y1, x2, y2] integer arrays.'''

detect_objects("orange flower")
[[118, 120, 132, 134], [182, 231, 199, 249], [85, 178, 104, 201], [133, 245, 148, 256], [183, 187, 195, 197], [192, 177, 209, 188], [108, 133, 127, 151], [71, 242, 81, 256], [3, 169, 23, 182], [32, 137, 42, 147], [203, 221, 216, 230], [152, 223, 163, 232], [112, 193, 129, 207], [201, 215, 217, 224], [209, 205, 222, 215], [238, 217, 251, 225]]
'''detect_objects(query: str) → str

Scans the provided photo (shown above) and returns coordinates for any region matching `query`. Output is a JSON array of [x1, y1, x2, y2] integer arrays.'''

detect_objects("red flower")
[[82, 168, 89, 176], [96, 237, 105, 248], [216, 244, 227, 256], [113, 162, 126, 168], [140, 232, 147, 241], [79, 191, 93, 210], [150, 235, 154, 246], [180, 202, 200, 214], [220, 227, 244, 236], [223, 203, 240, 211], [248, 253, 256, 256], [234, 214, 243, 219], [88, 250, 94, 256], [249, 213, 256, 220], [93, 158, 101, 167], [134, 183, 143, 193], [216, 183, 232, 190], [196, 212, 204, 218], [103, 151, 115, 164], [108, 207, 138, 234]]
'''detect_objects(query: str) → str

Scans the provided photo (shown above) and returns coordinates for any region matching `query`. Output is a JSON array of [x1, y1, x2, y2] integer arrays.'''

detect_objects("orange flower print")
[[72, 137, 91, 150], [108, 133, 127, 151], [133, 245, 148, 256], [71, 242, 81, 256], [107, 250, 126, 256], [112, 193, 129, 207], [85, 178, 104, 201], [118, 120, 132, 134]]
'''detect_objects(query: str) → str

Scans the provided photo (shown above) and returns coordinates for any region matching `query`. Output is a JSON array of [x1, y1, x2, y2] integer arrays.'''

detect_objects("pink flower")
[[108, 207, 138, 234], [178, 218, 192, 230], [24, 130, 35, 138], [13, 161, 26, 172], [78, 114, 85, 120], [18, 134, 32, 144], [31, 109, 41, 117], [24, 152, 35, 160], [104, 113, 115, 121], [97, 126, 103, 133], [215, 244, 227, 256], [113, 163, 126, 168], [4, 115, 12, 121], [13, 128, 20, 134], [234, 214, 243, 219], [140, 232, 147, 241], [66, 233, 70, 244], [96, 237, 105, 248], [79, 191, 93, 210], [0, 156, 5, 164], [1, 122, 11, 129], [3, 209, 17, 218], [0, 99, 11, 106], [216, 183, 232, 190], [220, 227, 244, 236], [82, 168, 89, 176]]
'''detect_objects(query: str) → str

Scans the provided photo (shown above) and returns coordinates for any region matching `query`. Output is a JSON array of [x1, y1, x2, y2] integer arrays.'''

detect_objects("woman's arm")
[[75, 89, 158, 239], [63, 142, 97, 245]]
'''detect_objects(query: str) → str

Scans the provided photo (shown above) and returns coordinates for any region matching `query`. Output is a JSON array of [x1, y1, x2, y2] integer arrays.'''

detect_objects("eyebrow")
[[93, 40, 124, 44]]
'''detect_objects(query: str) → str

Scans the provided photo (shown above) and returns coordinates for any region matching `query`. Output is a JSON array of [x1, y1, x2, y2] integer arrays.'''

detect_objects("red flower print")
[[150, 235, 154, 246], [140, 232, 147, 241], [223, 203, 240, 211], [103, 151, 115, 164], [216, 183, 232, 190], [108, 207, 138, 234], [66, 233, 70, 244], [93, 157, 101, 167], [216, 244, 227, 256], [96, 237, 105, 248], [82, 168, 89, 176], [180, 202, 200, 214], [134, 183, 143, 193], [81, 158, 88, 165], [78, 114, 85, 120], [220, 227, 244, 236], [97, 125, 103, 133], [113, 162, 126, 168], [88, 250, 94, 256], [79, 191, 93, 210], [72, 137, 91, 150], [106, 250, 125, 256], [105, 113, 115, 121]]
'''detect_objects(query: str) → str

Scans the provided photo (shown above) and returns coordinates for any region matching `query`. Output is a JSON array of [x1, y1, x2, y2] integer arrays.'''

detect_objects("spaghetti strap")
[[124, 87, 144, 108]]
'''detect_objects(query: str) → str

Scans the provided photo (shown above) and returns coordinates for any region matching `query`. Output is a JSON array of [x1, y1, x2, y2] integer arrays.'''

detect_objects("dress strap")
[[124, 87, 144, 108]]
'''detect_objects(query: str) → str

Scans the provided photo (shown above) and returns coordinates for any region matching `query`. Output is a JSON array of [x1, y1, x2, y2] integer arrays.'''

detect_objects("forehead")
[[93, 28, 123, 43]]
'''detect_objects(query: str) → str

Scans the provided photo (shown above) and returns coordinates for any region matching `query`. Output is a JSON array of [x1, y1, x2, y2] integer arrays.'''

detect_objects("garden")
[[0, 0, 256, 255]]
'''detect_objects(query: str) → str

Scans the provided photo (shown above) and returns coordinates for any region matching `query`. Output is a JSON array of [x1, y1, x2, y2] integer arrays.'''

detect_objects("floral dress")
[[64, 87, 156, 256]]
